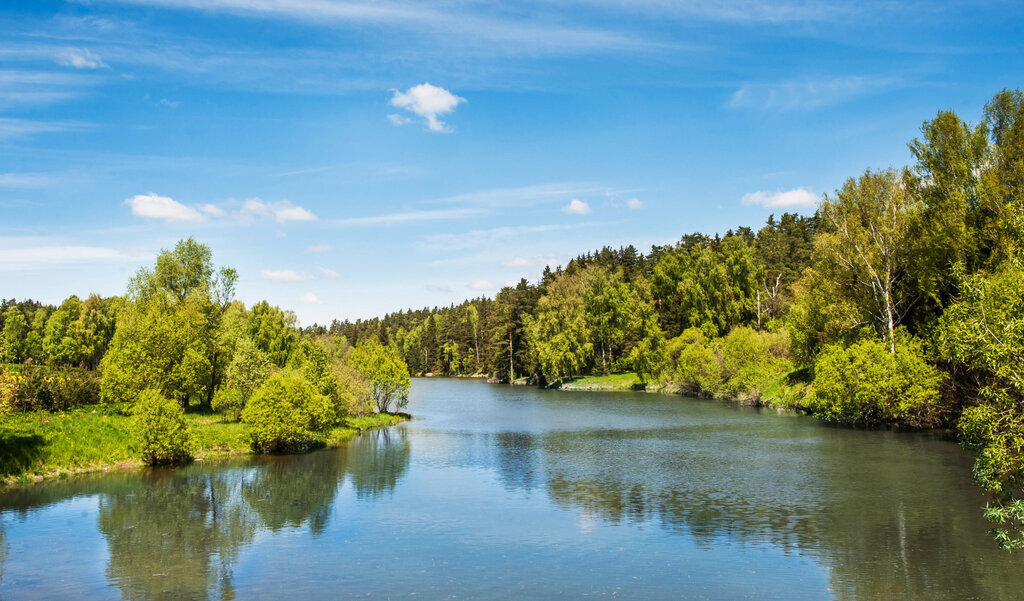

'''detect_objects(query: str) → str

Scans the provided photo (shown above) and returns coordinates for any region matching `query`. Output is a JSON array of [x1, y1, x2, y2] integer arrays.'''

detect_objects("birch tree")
[[816, 168, 922, 352]]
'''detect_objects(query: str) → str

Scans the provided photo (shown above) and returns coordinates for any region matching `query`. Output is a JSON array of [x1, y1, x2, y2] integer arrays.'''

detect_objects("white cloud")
[[305, 244, 332, 253], [0, 172, 57, 188], [0, 118, 89, 140], [467, 279, 495, 291], [199, 204, 225, 216], [159, 98, 181, 109], [0, 245, 138, 270], [299, 292, 323, 304], [56, 48, 107, 69], [741, 187, 819, 208], [125, 192, 204, 222], [239, 198, 318, 223], [319, 267, 340, 279], [502, 257, 532, 268], [562, 198, 591, 215], [389, 83, 465, 133], [626, 197, 643, 210], [260, 269, 314, 282]]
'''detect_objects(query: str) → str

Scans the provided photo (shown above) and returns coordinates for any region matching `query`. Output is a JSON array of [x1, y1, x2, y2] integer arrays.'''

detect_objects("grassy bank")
[[0, 406, 406, 484], [557, 370, 813, 412]]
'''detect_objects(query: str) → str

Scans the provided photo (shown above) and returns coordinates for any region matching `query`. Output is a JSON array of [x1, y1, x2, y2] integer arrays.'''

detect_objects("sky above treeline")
[[1, 0, 1022, 325]]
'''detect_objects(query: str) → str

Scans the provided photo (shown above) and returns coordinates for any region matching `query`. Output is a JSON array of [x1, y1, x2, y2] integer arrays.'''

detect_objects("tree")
[[348, 339, 411, 413], [524, 271, 592, 383], [101, 238, 233, 408], [938, 262, 1024, 549], [815, 168, 922, 352], [43, 295, 84, 365], [0, 307, 27, 363]]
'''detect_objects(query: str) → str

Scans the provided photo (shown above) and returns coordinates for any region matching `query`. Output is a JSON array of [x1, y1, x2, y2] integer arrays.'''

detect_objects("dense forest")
[[2, 89, 1023, 548]]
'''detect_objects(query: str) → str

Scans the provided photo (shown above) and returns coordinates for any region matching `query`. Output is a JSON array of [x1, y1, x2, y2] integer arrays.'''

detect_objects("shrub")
[[809, 336, 944, 425], [8, 364, 101, 411], [241, 373, 335, 453], [718, 327, 792, 401], [212, 387, 245, 422], [131, 388, 193, 466]]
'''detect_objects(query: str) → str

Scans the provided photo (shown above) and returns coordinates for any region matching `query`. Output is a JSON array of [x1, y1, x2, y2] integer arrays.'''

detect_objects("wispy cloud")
[[239, 198, 318, 223], [729, 77, 892, 110], [331, 207, 481, 226], [319, 267, 340, 279], [0, 245, 140, 271], [260, 269, 315, 282], [422, 223, 597, 251], [467, 279, 495, 291], [0, 118, 90, 139], [299, 292, 323, 304], [0, 172, 60, 188], [305, 244, 332, 253], [626, 197, 643, 210], [741, 187, 818, 208], [55, 48, 108, 69], [389, 83, 465, 132], [425, 283, 453, 293]]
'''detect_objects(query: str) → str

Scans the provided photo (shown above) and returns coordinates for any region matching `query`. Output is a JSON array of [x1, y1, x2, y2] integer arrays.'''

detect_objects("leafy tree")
[[524, 271, 592, 383], [247, 301, 298, 367], [718, 327, 791, 401], [0, 307, 27, 363], [938, 262, 1024, 549], [101, 239, 233, 408], [43, 295, 84, 365], [242, 373, 334, 453], [815, 168, 923, 352], [348, 339, 411, 413], [131, 388, 194, 466], [23, 307, 49, 363]]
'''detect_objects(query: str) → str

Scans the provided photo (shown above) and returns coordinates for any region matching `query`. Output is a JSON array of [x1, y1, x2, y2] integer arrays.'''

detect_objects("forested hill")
[[315, 212, 817, 381]]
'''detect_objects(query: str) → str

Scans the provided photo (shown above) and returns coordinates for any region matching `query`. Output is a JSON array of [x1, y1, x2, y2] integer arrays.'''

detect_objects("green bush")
[[241, 373, 334, 453], [8, 364, 101, 411], [348, 340, 411, 413], [212, 387, 245, 422], [718, 327, 792, 401], [131, 388, 194, 466], [809, 336, 944, 426]]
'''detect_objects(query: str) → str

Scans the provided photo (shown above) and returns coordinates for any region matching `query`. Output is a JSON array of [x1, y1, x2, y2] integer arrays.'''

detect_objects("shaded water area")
[[1, 379, 1023, 600]]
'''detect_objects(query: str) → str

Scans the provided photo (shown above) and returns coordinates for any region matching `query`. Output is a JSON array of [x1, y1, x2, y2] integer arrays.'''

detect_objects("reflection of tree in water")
[[342, 427, 410, 499], [241, 451, 345, 536], [98, 469, 259, 601], [494, 426, 1024, 600]]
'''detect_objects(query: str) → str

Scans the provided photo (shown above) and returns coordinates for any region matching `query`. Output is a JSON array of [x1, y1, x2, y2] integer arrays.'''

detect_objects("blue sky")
[[1, 0, 1022, 325]]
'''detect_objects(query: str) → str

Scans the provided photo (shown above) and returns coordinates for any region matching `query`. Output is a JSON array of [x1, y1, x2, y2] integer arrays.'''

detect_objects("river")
[[1, 378, 1021, 600]]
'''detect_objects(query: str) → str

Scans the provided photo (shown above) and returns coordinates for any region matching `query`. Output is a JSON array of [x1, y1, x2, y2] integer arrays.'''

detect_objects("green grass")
[[560, 372, 646, 391], [0, 404, 406, 484]]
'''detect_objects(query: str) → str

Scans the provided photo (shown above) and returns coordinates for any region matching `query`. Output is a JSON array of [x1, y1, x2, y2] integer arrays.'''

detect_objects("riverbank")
[[556, 371, 813, 412], [0, 406, 406, 484]]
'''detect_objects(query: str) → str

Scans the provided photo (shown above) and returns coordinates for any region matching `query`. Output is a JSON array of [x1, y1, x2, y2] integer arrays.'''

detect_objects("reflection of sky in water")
[[1, 378, 1023, 600]]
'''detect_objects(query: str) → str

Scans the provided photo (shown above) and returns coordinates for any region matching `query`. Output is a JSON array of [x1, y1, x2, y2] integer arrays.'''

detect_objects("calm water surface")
[[1, 379, 1022, 600]]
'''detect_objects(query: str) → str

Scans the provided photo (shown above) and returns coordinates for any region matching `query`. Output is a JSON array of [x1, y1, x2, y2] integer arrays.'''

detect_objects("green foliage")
[[937, 262, 1024, 548], [662, 328, 721, 395], [810, 336, 943, 426], [348, 339, 411, 413], [1, 306, 28, 363], [241, 373, 335, 453], [211, 387, 245, 422], [5, 364, 101, 411], [718, 327, 792, 401], [131, 389, 194, 466], [524, 270, 592, 383]]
